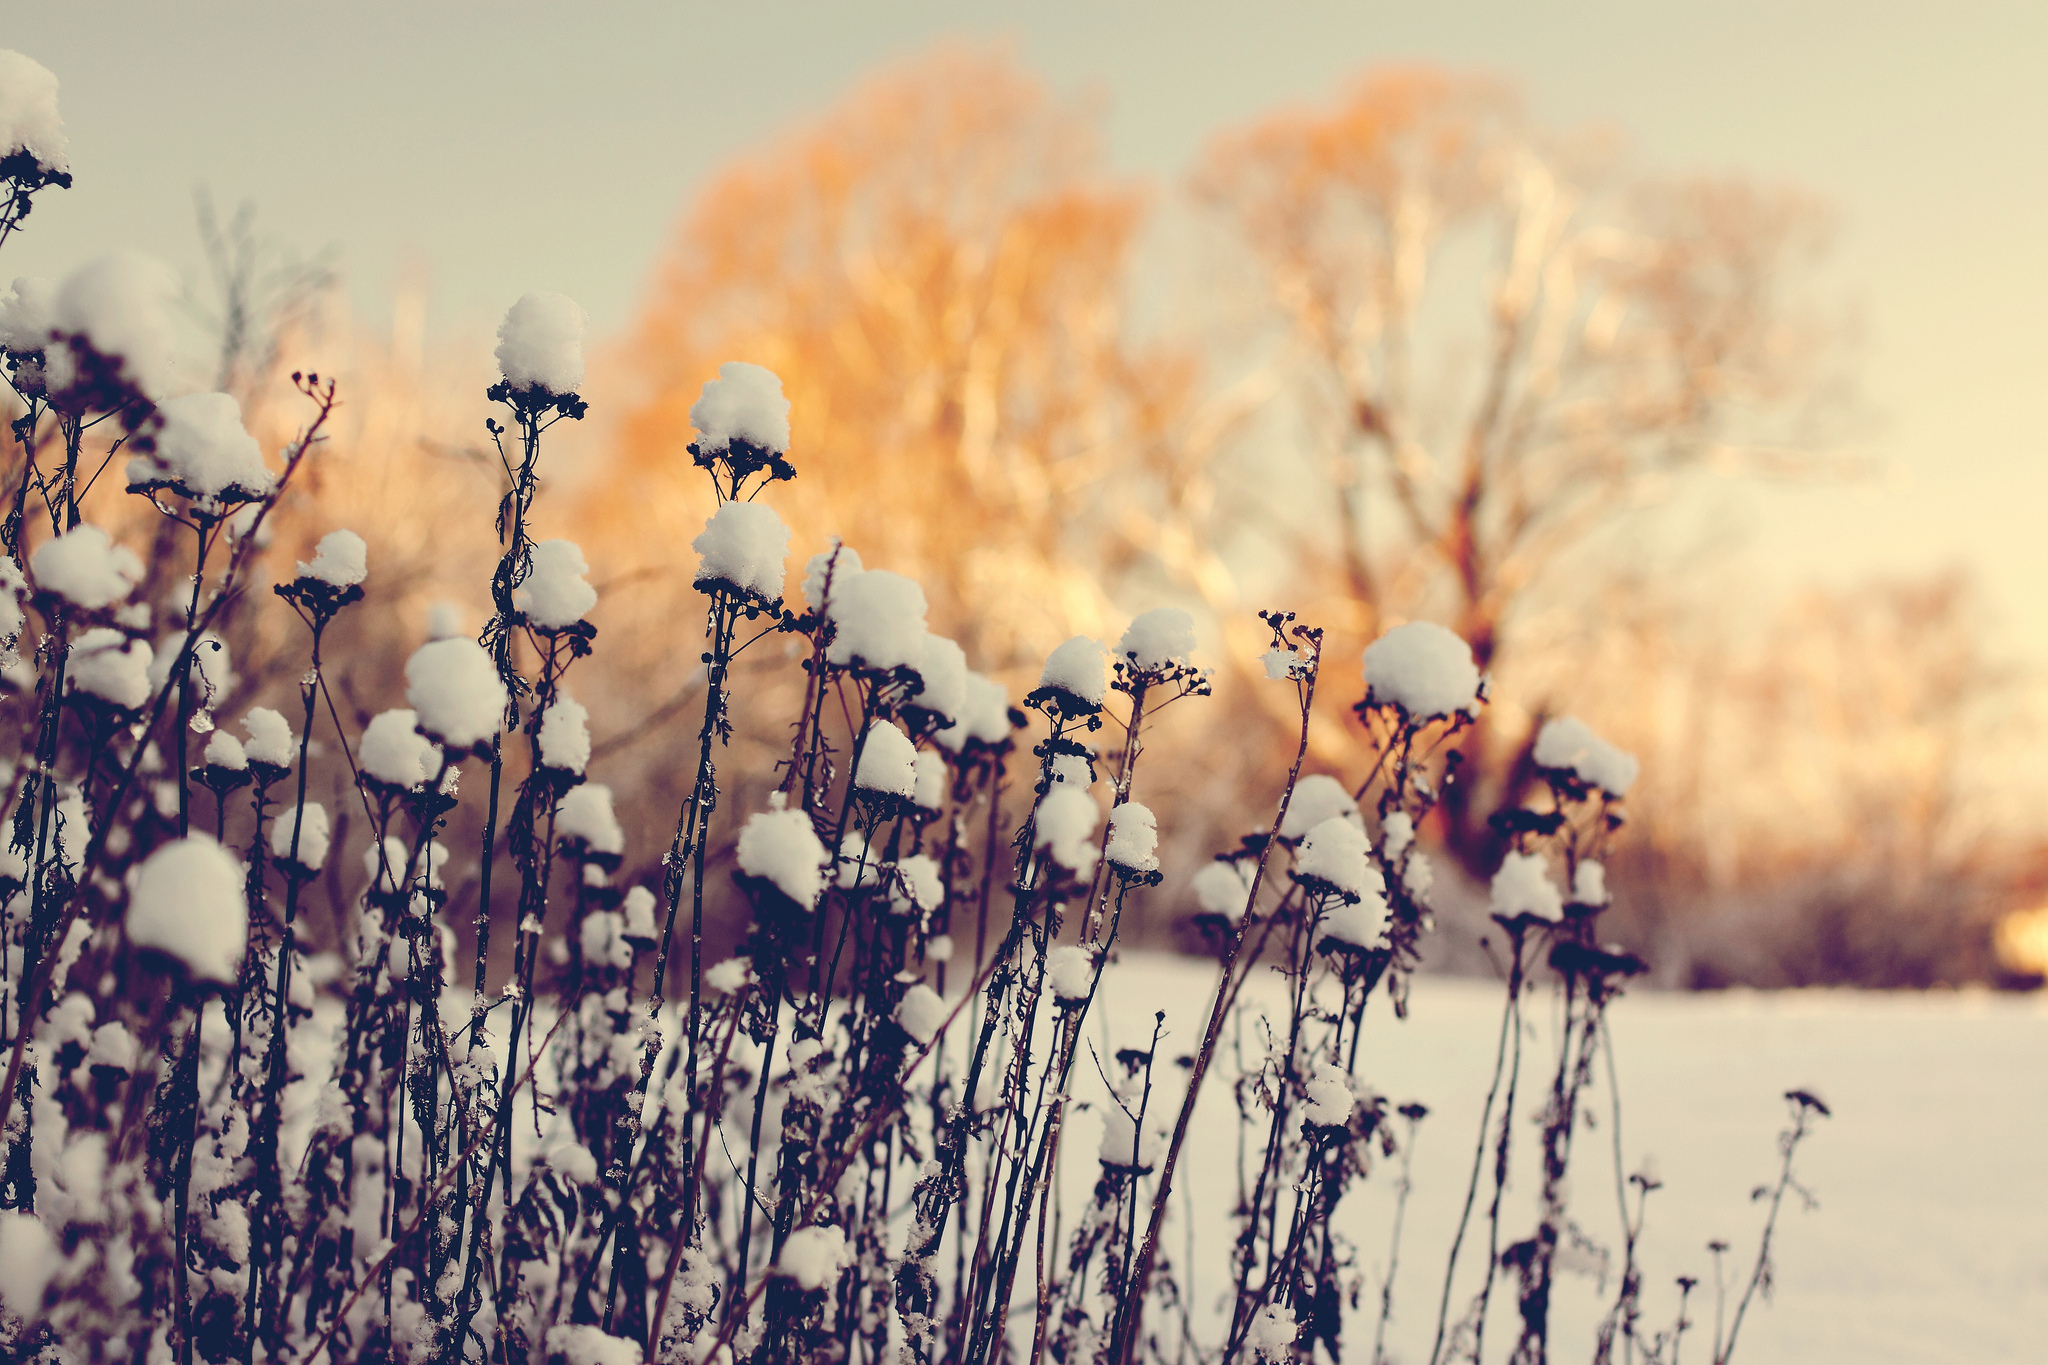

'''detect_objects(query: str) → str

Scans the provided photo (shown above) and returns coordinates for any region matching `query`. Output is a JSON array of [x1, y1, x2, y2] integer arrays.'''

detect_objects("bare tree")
[[1197, 67, 1841, 866]]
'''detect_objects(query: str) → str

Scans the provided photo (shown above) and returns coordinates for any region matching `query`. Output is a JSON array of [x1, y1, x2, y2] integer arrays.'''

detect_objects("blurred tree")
[[1196, 67, 1841, 870], [600, 44, 1200, 671]]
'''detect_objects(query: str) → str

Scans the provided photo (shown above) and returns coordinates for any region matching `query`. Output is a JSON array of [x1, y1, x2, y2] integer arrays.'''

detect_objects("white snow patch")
[[0, 50, 67, 172], [853, 721, 917, 800], [827, 569, 927, 671], [136, 392, 271, 500], [514, 538, 596, 629], [736, 808, 826, 907], [1037, 635, 1106, 709], [360, 709, 438, 789], [1279, 774, 1361, 839], [295, 529, 367, 588], [1490, 850, 1562, 921], [1363, 621, 1481, 721], [1118, 608, 1196, 672], [1106, 801, 1159, 876], [67, 628, 150, 709], [556, 783, 624, 857], [270, 802, 330, 873], [495, 293, 585, 396], [127, 835, 246, 985], [690, 361, 791, 455], [404, 637, 506, 750], [1533, 715, 1640, 797], [895, 984, 948, 1045], [775, 1224, 852, 1291], [30, 524, 142, 609], [1035, 786, 1100, 876], [538, 694, 591, 774]]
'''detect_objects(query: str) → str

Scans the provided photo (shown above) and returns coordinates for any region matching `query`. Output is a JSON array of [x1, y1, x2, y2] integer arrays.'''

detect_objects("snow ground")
[[1073, 956, 2048, 1364]]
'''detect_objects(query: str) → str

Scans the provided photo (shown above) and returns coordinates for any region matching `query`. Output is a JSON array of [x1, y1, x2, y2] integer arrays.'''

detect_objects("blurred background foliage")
[[37, 45, 2036, 990]]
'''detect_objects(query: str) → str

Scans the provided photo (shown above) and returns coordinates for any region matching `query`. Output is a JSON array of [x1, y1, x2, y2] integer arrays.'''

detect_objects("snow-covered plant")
[[0, 53, 1825, 1365]]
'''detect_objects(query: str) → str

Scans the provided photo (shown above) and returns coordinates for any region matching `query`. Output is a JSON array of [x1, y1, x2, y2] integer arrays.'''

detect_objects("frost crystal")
[[30, 524, 142, 609], [692, 500, 789, 602], [1533, 715, 1639, 797], [1363, 621, 1481, 720], [691, 361, 791, 456], [495, 293, 585, 396], [126, 834, 247, 985]]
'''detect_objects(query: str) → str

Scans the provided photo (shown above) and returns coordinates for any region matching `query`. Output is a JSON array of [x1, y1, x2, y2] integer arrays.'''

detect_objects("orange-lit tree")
[[1196, 68, 1837, 869]]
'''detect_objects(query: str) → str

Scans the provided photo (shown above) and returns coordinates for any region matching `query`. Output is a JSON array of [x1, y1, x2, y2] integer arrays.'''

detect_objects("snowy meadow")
[[0, 46, 1898, 1365]]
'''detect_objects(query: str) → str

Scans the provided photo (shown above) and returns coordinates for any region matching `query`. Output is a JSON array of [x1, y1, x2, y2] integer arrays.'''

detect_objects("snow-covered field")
[[1068, 956, 2048, 1364]]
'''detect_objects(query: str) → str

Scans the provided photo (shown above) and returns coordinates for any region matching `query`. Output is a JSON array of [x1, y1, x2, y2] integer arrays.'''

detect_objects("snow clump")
[[1381, 811, 1415, 861], [691, 361, 791, 456], [514, 539, 596, 630], [775, 1224, 852, 1292], [853, 721, 917, 800], [934, 672, 1013, 753], [1300, 1067, 1356, 1128], [0, 1209, 55, 1320], [1279, 774, 1360, 839], [1490, 850, 1562, 921], [1363, 621, 1481, 720], [30, 524, 141, 609], [736, 806, 826, 907], [1191, 860, 1254, 921], [202, 730, 246, 771], [827, 569, 927, 671], [890, 854, 943, 914], [1246, 1303, 1298, 1362], [692, 499, 789, 602], [555, 784, 624, 858], [1036, 636, 1106, 712], [270, 803, 330, 873], [48, 251, 182, 400], [799, 543, 862, 610], [133, 391, 271, 501], [1105, 801, 1159, 877], [67, 628, 150, 709], [0, 50, 68, 174], [1045, 944, 1096, 1002], [1533, 716, 1639, 797], [1098, 1101, 1161, 1170], [538, 694, 591, 774], [894, 984, 947, 1045], [1118, 608, 1196, 673], [912, 750, 947, 811], [908, 633, 967, 724], [360, 709, 438, 789], [1034, 786, 1099, 875], [543, 1325, 641, 1365], [295, 529, 367, 588], [126, 834, 247, 985], [494, 293, 584, 397], [404, 637, 506, 751], [240, 707, 294, 769], [1573, 860, 1609, 907], [1294, 816, 1380, 904]]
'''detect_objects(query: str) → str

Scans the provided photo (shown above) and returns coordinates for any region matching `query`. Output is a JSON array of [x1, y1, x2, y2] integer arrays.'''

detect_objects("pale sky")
[[11, 1, 2047, 652]]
